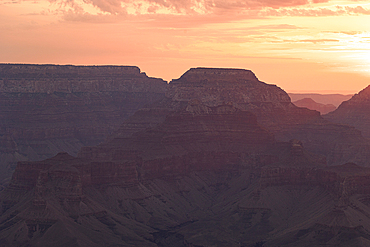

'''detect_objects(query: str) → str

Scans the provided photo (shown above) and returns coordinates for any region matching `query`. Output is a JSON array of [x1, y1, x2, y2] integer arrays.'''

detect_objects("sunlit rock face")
[[0, 64, 167, 182], [325, 85, 370, 139]]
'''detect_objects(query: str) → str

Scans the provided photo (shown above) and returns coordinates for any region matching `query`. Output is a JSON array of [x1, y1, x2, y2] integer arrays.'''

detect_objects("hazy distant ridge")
[[289, 93, 352, 107]]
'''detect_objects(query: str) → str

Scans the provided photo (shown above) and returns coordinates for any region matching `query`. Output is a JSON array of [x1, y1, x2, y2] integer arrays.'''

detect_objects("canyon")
[[1, 65, 370, 246]]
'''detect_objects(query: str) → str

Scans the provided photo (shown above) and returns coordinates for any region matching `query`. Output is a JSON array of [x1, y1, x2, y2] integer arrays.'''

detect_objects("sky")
[[1, 0, 370, 93]]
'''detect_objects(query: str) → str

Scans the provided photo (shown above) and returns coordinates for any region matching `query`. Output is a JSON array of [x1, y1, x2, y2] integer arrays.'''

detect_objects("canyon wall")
[[0, 64, 167, 183]]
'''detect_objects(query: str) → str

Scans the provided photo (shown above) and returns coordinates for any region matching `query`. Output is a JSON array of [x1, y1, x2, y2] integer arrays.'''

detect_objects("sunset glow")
[[1, 0, 370, 93]]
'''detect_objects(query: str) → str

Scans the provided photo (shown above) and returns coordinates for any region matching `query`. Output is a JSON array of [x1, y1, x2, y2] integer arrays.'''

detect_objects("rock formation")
[[0, 64, 167, 183], [325, 85, 370, 139], [293, 97, 336, 114]]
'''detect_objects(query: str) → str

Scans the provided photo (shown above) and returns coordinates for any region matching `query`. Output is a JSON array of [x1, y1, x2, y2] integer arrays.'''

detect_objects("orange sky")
[[1, 0, 369, 93]]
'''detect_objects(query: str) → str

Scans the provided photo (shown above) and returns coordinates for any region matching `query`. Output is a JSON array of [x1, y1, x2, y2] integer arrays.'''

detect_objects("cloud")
[[261, 4, 370, 16], [46, 0, 370, 23], [249, 24, 303, 29], [345, 5, 370, 14], [49, 0, 332, 16], [296, 38, 339, 43]]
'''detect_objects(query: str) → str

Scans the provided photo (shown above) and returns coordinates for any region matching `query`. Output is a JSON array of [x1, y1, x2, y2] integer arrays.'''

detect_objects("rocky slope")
[[293, 98, 336, 114], [325, 85, 370, 139], [0, 64, 167, 183]]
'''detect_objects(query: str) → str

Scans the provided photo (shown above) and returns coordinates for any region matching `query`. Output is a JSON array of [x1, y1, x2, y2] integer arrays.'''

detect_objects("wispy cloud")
[[41, 0, 370, 24]]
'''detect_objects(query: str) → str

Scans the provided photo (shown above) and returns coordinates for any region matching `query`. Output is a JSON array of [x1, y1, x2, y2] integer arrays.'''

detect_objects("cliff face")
[[0, 64, 167, 182], [325, 85, 370, 139]]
